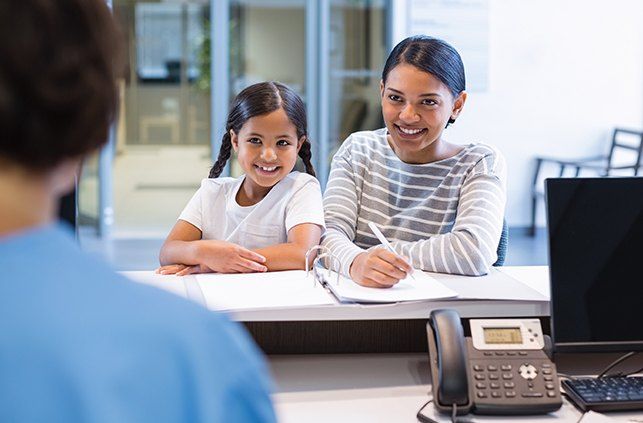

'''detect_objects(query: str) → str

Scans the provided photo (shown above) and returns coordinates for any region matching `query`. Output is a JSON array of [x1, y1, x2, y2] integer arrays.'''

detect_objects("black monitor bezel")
[[545, 177, 643, 353]]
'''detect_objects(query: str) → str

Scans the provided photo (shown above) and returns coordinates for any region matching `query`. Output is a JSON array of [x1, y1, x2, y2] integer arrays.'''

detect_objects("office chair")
[[529, 128, 643, 236], [58, 175, 79, 240], [492, 219, 508, 267], [59, 190, 76, 228]]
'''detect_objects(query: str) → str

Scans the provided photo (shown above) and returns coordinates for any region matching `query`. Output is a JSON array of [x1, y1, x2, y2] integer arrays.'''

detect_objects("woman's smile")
[[394, 124, 428, 140]]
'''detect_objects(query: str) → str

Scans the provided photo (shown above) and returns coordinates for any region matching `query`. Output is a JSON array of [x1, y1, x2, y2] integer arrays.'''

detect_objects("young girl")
[[158, 82, 325, 276]]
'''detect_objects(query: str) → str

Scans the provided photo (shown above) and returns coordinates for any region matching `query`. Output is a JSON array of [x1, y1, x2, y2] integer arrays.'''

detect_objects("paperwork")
[[195, 270, 335, 311], [323, 269, 458, 303], [438, 268, 548, 301], [122, 267, 548, 314]]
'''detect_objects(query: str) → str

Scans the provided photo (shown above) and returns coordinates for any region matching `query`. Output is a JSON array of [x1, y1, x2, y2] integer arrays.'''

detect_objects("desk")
[[239, 266, 550, 354], [270, 353, 643, 422], [127, 266, 551, 353]]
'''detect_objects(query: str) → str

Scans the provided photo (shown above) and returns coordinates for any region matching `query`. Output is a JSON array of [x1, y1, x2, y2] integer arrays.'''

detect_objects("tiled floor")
[[80, 227, 550, 271]]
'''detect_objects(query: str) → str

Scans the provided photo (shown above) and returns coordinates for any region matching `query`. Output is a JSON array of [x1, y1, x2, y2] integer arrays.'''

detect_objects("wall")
[[392, 0, 643, 227]]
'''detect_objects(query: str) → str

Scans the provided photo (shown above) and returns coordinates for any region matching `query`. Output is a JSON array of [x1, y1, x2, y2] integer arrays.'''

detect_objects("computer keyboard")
[[562, 376, 643, 412]]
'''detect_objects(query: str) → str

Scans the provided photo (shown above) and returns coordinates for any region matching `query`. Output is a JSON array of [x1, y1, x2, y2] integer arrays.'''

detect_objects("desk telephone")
[[425, 309, 562, 416]]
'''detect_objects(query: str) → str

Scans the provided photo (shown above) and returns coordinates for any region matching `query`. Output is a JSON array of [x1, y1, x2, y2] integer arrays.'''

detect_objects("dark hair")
[[209, 81, 315, 178], [382, 35, 465, 125], [0, 0, 121, 170]]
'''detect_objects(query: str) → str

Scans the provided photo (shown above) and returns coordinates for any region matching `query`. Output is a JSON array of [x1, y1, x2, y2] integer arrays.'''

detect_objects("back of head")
[[0, 0, 121, 171], [382, 35, 466, 99]]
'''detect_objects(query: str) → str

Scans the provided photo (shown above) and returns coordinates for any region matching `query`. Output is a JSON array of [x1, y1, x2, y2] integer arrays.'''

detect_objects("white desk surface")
[[229, 266, 549, 321], [270, 353, 643, 423], [125, 266, 551, 322]]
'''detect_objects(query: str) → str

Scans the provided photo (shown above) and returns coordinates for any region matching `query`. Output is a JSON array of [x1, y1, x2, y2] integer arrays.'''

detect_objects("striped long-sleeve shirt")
[[321, 128, 507, 277]]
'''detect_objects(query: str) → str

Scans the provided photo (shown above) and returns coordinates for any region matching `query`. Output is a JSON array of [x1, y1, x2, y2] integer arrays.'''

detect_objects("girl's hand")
[[156, 264, 190, 275], [155, 264, 214, 276], [349, 248, 412, 288], [197, 240, 268, 273]]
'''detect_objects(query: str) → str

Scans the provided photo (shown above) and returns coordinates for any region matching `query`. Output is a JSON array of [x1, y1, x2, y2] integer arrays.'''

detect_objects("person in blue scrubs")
[[0, 1, 276, 421]]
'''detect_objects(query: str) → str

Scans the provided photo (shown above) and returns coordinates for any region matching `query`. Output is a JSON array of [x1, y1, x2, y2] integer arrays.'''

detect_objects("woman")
[[321, 35, 506, 287]]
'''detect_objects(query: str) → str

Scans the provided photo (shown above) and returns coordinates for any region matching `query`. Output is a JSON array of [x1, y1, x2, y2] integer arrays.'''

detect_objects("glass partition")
[[327, 0, 388, 160], [80, 0, 390, 240], [228, 0, 307, 176]]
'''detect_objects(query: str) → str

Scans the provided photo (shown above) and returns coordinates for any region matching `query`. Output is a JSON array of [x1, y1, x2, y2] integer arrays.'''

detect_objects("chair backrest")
[[606, 128, 643, 176], [59, 189, 77, 227], [493, 219, 508, 267]]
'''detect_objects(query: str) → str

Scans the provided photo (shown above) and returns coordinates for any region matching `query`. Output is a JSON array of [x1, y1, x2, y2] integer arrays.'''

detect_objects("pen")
[[367, 222, 415, 280]]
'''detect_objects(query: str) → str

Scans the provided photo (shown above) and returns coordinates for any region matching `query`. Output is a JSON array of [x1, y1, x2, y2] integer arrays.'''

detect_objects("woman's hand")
[[349, 248, 412, 288], [196, 240, 268, 273]]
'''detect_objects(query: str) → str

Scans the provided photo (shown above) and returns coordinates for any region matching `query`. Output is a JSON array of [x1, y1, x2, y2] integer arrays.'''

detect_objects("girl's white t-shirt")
[[178, 171, 325, 250]]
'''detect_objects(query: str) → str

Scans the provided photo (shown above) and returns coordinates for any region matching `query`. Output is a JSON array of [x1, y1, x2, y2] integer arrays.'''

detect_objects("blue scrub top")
[[0, 224, 276, 422]]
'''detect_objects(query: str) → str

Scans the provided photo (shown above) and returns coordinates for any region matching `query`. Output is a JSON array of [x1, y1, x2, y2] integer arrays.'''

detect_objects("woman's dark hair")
[[209, 81, 315, 178], [0, 0, 121, 170], [382, 35, 465, 125]]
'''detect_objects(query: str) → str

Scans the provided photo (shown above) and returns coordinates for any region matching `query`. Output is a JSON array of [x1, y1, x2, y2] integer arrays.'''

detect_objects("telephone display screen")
[[483, 327, 522, 344]]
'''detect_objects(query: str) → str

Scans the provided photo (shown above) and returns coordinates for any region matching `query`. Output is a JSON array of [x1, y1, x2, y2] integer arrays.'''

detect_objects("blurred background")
[[78, 0, 643, 269]]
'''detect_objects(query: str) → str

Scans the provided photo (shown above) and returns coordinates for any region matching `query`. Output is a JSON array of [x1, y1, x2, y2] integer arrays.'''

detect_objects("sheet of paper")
[[195, 270, 336, 311], [325, 270, 458, 303], [432, 268, 548, 301], [122, 271, 188, 299]]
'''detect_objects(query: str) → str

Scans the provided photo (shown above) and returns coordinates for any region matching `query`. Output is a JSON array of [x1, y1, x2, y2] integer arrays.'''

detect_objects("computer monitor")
[[545, 177, 643, 353]]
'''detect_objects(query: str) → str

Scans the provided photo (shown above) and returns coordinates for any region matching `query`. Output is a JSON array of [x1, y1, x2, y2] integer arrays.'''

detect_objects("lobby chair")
[[529, 128, 643, 236]]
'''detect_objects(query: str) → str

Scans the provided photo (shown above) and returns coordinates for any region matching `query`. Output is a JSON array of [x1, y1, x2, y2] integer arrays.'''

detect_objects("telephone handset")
[[426, 309, 562, 416]]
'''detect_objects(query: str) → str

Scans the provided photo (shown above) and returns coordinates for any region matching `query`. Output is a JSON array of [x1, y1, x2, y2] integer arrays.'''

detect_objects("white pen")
[[367, 222, 415, 280]]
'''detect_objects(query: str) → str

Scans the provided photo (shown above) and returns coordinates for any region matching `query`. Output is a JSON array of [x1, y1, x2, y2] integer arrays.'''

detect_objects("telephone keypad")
[[522, 392, 544, 398], [469, 352, 560, 409]]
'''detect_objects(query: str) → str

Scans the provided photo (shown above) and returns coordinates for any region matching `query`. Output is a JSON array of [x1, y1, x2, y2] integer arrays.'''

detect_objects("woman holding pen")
[[321, 35, 506, 288]]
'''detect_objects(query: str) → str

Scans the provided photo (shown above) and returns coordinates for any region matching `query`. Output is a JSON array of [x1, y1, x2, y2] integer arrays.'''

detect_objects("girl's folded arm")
[[159, 220, 204, 266], [253, 223, 323, 271]]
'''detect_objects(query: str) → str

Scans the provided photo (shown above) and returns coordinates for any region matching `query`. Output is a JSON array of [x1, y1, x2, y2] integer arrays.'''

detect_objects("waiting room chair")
[[529, 128, 643, 236]]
